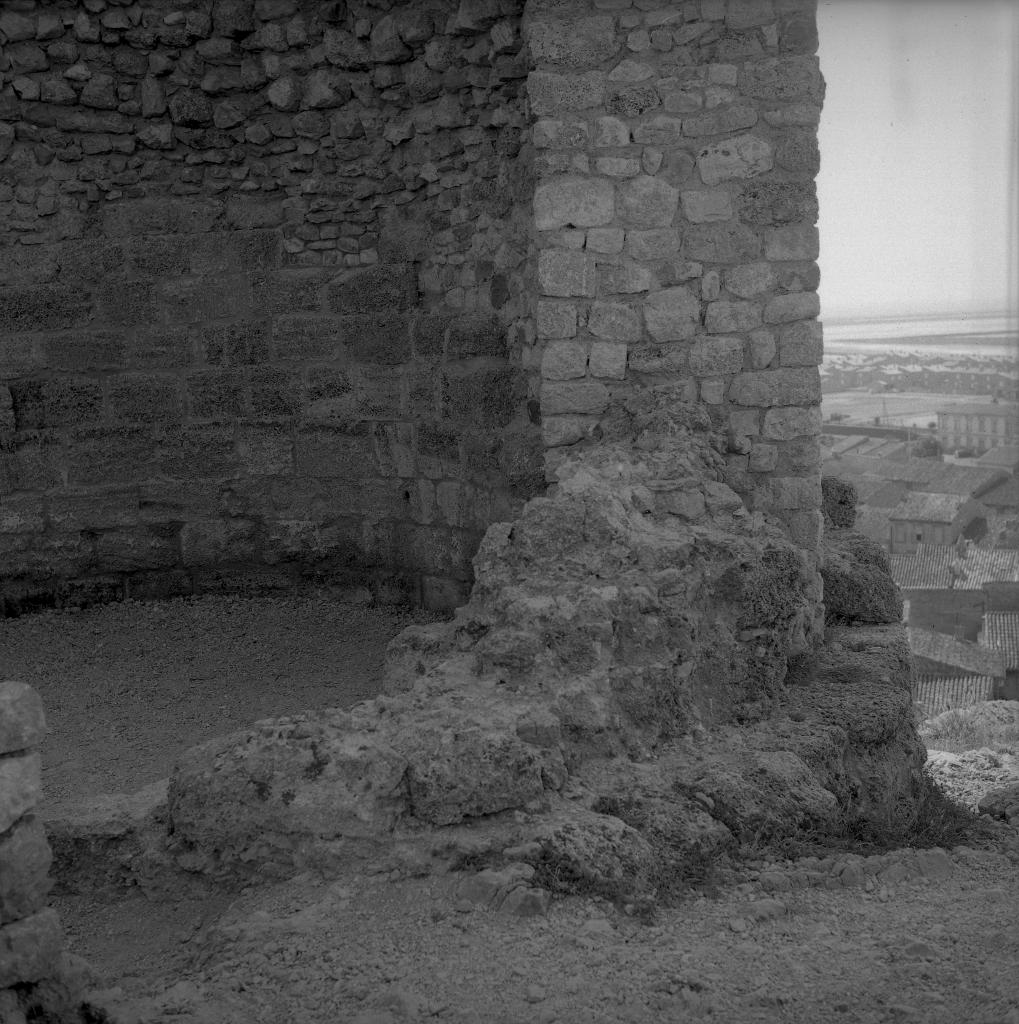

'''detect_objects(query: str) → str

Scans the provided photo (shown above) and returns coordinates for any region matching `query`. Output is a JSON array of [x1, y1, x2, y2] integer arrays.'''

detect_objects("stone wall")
[[0, 681, 66, 1017], [0, 0, 537, 612], [1, 0, 824, 610], [526, 0, 824, 552]]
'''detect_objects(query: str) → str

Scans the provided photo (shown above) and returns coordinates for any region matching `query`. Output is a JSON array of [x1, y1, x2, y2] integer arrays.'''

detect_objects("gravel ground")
[[0, 593, 433, 807]]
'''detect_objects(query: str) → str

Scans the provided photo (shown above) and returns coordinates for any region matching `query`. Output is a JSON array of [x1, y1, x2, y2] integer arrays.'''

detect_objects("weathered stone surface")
[[617, 175, 679, 228], [763, 292, 820, 324], [725, 262, 776, 298], [541, 341, 587, 380], [625, 228, 680, 260], [740, 56, 825, 102], [697, 135, 773, 185], [0, 682, 46, 755], [730, 367, 821, 407], [779, 320, 823, 366], [821, 530, 903, 625], [528, 71, 606, 116], [680, 189, 734, 223], [541, 380, 609, 416], [683, 103, 758, 137], [821, 476, 858, 529], [684, 222, 761, 262], [0, 753, 42, 833], [527, 16, 619, 69], [588, 302, 641, 342], [643, 286, 699, 342], [765, 224, 819, 261], [534, 176, 614, 230], [689, 336, 745, 376], [537, 301, 578, 339], [0, 909, 62, 988], [538, 250, 598, 297], [0, 816, 52, 925], [762, 406, 821, 441], [705, 300, 762, 334]]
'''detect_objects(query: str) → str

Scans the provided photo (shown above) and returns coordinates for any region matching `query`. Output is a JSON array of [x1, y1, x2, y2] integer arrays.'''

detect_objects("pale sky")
[[817, 0, 1018, 323]]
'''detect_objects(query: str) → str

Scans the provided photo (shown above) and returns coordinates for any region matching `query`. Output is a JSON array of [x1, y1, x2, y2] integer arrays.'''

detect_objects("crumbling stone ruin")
[[0, 0, 933, 1015]]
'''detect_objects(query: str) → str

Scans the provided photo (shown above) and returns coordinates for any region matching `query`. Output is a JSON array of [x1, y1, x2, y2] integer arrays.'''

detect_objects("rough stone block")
[[541, 380, 610, 416], [697, 135, 773, 185], [157, 277, 253, 325], [185, 369, 248, 420], [533, 119, 590, 149], [0, 753, 42, 834], [535, 176, 615, 230], [740, 56, 824, 102], [0, 816, 52, 926], [448, 315, 505, 360], [779, 320, 823, 366], [763, 292, 819, 324], [631, 115, 684, 146], [738, 180, 819, 225], [588, 342, 627, 380], [753, 475, 821, 512], [0, 286, 93, 334], [542, 415, 590, 447], [343, 314, 412, 366], [537, 301, 578, 339], [588, 302, 642, 342], [680, 189, 734, 223], [528, 71, 606, 116], [762, 406, 822, 440], [584, 228, 623, 255], [328, 265, 417, 314], [625, 229, 680, 260], [725, 262, 776, 298], [0, 908, 62, 988], [617, 175, 679, 228], [776, 129, 820, 175], [643, 286, 699, 342], [748, 443, 778, 472], [107, 374, 183, 425], [747, 328, 777, 369], [538, 250, 597, 298], [683, 103, 758, 137], [593, 116, 630, 147], [765, 224, 819, 261], [442, 368, 524, 429], [542, 341, 588, 380], [730, 367, 820, 407], [705, 301, 762, 334], [0, 683, 46, 756], [689, 335, 745, 376], [527, 16, 619, 70], [684, 222, 761, 262]]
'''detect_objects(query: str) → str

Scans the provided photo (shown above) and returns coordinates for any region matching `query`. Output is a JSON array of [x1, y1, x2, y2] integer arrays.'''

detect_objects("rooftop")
[[908, 627, 1005, 677], [981, 612, 1019, 670], [891, 543, 1019, 590], [890, 492, 968, 523], [981, 476, 1019, 509], [976, 445, 1019, 471], [914, 675, 996, 717], [937, 402, 1019, 419], [852, 506, 891, 547], [822, 456, 1006, 496]]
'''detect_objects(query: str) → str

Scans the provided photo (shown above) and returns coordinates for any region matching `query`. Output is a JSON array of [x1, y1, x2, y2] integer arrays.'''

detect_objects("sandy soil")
[[4, 595, 1019, 1024]]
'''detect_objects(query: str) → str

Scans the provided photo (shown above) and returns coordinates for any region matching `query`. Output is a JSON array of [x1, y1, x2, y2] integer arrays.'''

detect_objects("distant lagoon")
[[823, 314, 1018, 357]]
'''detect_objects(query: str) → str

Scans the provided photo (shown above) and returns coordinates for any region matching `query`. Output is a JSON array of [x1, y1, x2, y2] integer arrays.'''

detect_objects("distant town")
[[821, 317, 1019, 718]]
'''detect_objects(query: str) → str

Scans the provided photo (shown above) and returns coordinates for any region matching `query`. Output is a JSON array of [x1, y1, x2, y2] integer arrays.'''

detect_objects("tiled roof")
[[981, 612, 1019, 670], [914, 675, 996, 718], [889, 492, 967, 523], [854, 479, 907, 508], [908, 627, 1005, 677], [976, 445, 1019, 470], [891, 543, 1019, 590], [821, 456, 1006, 497]]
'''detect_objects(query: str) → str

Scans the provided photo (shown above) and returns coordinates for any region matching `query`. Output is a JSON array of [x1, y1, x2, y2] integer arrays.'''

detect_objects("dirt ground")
[[3, 595, 1019, 1024]]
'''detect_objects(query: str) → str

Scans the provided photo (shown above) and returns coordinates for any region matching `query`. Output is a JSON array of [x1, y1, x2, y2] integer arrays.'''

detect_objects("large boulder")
[[165, 388, 925, 892]]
